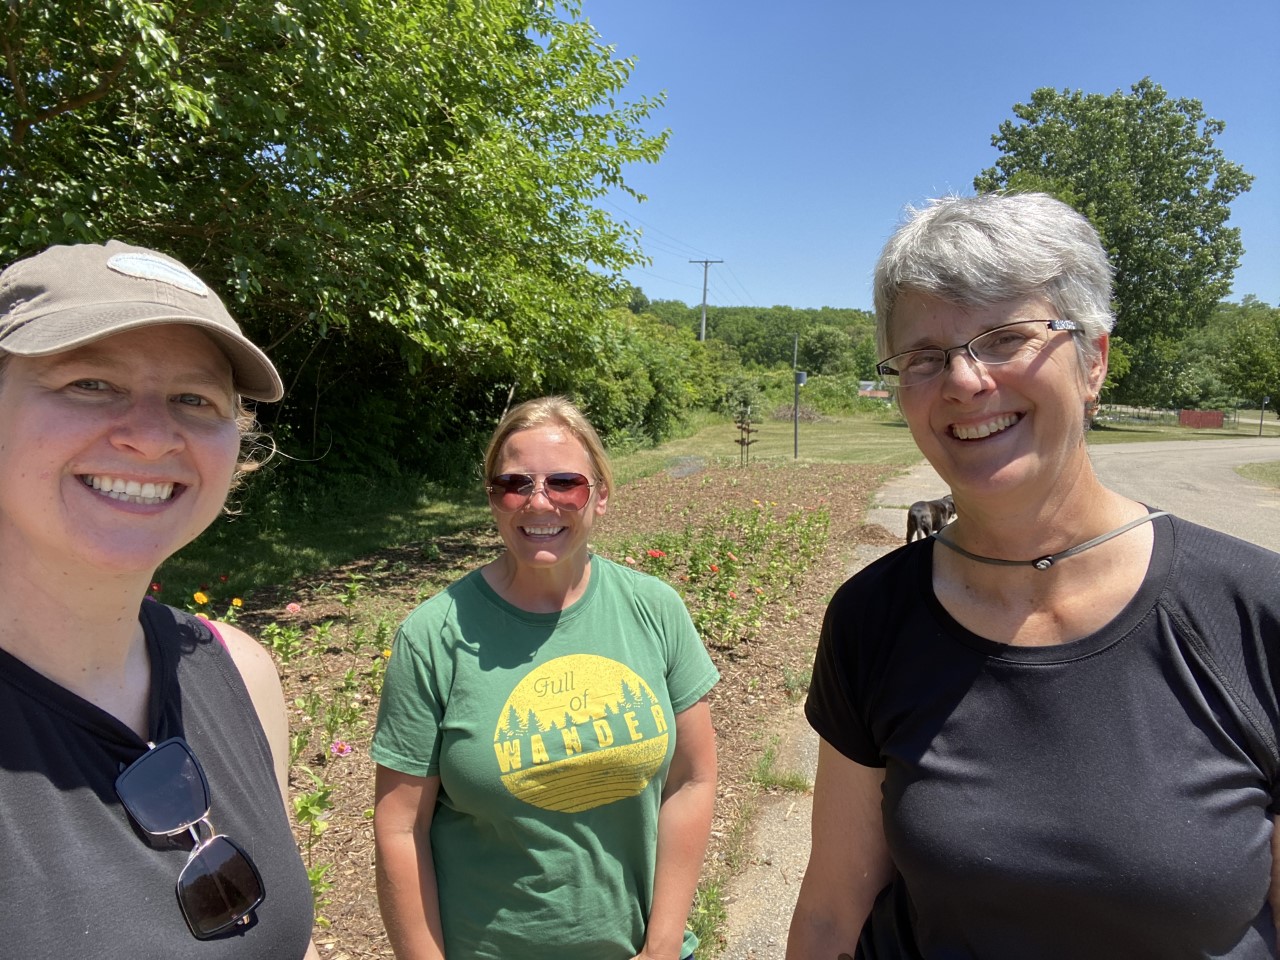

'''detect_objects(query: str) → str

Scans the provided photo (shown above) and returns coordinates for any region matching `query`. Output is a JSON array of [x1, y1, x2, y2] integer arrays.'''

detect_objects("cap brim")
[[0, 305, 284, 402]]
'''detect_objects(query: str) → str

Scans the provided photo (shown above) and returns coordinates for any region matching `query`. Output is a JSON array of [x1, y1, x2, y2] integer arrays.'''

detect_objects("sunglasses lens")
[[544, 473, 591, 509], [489, 474, 533, 511], [488, 473, 592, 511], [177, 835, 266, 939], [115, 739, 210, 835]]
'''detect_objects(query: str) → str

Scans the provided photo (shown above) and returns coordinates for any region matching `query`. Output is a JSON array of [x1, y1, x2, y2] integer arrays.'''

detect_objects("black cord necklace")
[[931, 511, 1169, 571]]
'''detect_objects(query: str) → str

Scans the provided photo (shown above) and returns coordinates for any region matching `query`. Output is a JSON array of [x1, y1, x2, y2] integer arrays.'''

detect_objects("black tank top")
[[0, 600, 314, 959]]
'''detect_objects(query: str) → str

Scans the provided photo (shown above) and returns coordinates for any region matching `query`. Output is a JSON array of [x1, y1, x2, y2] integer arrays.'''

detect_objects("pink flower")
[[624, 556, 637, 566], [285, 602, 302, 615], [329, 740, 353, 757], [727, 552, 739, 563], [728, 591, 739, 600], [646, 549, 666, 559]]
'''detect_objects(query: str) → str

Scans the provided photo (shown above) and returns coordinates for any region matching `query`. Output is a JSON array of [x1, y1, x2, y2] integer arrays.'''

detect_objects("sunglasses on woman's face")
[[114, 738, 266, 940], [486, 472, 596, 512]]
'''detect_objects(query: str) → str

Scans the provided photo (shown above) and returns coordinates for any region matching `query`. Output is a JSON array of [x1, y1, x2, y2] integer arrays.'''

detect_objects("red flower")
[[709, 564, 719, 573], [729, 590, 739, 600], [150, 582, 162, 593], [646, 549, 666, 559], [218, 574, 229, 583]]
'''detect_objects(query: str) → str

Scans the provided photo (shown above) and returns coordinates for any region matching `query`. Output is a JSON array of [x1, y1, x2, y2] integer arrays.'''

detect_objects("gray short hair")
[[873, 193, 1114, 369]]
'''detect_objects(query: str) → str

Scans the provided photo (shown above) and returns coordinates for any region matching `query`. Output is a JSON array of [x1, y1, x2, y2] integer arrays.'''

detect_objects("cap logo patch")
[[106, 252, 209, 297]]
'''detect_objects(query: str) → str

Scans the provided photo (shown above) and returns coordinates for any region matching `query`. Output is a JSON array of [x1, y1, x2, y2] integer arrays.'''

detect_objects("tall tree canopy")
[[0, 0, 667, 476], [975, 79, 1253, 404]]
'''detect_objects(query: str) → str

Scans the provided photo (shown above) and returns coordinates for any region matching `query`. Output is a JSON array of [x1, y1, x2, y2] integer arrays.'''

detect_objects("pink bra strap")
[[204, 619, 229, 649]]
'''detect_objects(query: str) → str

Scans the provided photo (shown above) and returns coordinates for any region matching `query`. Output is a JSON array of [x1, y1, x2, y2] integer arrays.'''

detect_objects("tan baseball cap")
[[0, 240, 284, 401]]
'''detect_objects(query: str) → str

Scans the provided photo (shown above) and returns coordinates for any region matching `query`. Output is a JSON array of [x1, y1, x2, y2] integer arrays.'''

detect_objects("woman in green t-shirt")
[[372, 396, 719, 960]]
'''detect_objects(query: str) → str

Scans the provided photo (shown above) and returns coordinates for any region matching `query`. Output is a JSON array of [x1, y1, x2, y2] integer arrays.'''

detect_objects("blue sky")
[[585, 0, 1279, 313]]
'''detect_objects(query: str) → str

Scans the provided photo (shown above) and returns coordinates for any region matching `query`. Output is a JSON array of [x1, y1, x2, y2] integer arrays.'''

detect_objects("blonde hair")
[[483, 396, 613, 497]]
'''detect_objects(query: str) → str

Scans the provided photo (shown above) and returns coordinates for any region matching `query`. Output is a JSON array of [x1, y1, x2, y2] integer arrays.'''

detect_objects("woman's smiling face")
[[889, 291, 1106, 504], [0, 324, 241, 578], [488, 423, 607, 574]]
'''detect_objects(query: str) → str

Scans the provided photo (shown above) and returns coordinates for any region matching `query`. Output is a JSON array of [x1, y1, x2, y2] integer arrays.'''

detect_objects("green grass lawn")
[[1238, 461, 1280, 489]]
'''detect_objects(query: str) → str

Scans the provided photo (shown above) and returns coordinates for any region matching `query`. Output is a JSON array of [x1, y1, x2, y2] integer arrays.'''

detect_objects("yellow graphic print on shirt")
[[493, 654, 669, 812]]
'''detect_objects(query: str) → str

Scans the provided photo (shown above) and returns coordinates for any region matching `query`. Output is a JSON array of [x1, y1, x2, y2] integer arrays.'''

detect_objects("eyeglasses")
[[114, 737, 265, 940], [876, 318, 1080, 388], [486, 472, 596, 512]]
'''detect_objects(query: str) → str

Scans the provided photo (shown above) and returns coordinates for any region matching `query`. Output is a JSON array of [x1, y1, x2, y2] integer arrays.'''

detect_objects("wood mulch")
[[242, 458, 902, 958]]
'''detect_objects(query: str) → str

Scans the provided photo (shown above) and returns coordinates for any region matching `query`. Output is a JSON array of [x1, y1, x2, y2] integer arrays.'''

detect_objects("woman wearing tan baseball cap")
[[0, 241, 318, 959]]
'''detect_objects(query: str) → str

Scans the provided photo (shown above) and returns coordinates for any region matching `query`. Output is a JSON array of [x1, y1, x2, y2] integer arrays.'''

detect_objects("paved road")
[[1088, 439, 1280, 551], [717, 437, 1280, 958], [871, 438, 1280, 552]]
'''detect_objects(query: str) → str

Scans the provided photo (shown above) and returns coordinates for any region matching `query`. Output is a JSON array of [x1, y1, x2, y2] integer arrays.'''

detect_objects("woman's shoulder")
[[398, 567, 485, 628], [828, 539, 928, 610], [1162, 514, 1280, 591], [592, 553, 684, 603]]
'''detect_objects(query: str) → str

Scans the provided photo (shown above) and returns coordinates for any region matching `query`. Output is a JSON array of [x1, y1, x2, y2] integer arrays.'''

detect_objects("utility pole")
[[793, 334, 800, 459], [689, 259, 722, 340]]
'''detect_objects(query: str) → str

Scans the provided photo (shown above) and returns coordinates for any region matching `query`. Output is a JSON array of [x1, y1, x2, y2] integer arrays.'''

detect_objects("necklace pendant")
[[1033, 557, 1054, 570]]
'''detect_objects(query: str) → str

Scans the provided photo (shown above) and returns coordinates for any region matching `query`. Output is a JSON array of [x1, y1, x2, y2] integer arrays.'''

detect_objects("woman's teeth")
[[952, 414, 1019, 440], [83, 475, 175, 504]]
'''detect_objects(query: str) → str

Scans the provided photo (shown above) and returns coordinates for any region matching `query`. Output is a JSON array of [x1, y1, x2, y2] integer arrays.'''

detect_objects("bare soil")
[[242, 459, 901, 958]]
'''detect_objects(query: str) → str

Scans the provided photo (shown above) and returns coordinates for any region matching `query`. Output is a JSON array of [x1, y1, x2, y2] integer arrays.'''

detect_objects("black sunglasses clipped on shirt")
[[114, 737, 266, 939]]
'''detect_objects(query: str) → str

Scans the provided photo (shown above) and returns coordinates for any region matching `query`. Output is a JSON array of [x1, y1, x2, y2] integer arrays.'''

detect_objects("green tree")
[[976, 79, 1253, 404], [1176, 298, 1280, 410], [0, 0, 666, 475], [799, 324, 853, 375]]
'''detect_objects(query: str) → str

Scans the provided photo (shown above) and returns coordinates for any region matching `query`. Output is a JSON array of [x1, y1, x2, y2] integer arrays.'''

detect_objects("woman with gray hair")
[[788, 193, 1280, 958]]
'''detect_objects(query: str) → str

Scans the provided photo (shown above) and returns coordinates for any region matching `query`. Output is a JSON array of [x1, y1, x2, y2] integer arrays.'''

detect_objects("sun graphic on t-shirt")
[[492, 654, 670, 812]]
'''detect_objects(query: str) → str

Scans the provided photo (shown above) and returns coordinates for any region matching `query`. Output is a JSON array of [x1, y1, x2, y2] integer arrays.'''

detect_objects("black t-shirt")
[[807, 514, 1280, 959], [0, 601, 314, 959]]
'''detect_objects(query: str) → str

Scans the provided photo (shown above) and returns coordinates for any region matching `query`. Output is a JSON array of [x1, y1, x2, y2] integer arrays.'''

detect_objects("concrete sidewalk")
[[717, 460, 945, 959]]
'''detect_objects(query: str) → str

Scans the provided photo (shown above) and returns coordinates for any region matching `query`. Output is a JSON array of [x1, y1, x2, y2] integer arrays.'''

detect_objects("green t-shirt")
[[371, 554, 719, 959]]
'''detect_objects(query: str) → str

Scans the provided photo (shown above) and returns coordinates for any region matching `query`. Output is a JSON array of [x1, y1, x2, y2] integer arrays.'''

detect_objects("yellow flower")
[[382, 648, 392, 659], [231, 597, 243, 608], [193, 591, 209, 605], [195, 612, 210, 620]]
